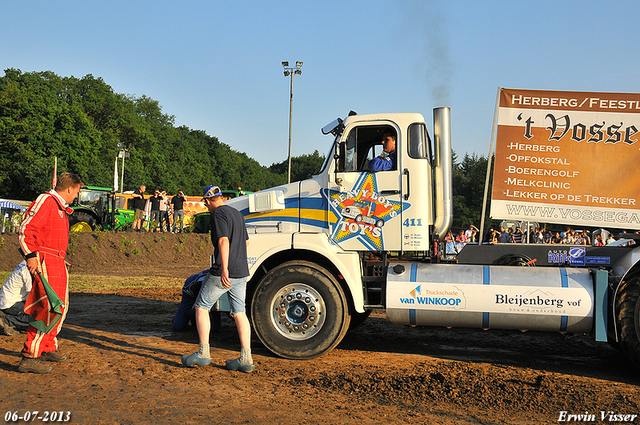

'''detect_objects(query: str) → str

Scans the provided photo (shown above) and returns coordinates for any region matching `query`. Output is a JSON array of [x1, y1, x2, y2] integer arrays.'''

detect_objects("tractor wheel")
[[615, 277, 640, 368], [251, 261, 351, 359], [69, 212, 96, 232]]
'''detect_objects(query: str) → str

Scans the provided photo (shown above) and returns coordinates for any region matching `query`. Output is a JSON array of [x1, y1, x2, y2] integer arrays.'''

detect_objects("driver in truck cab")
[[368, 130, 397, 172]]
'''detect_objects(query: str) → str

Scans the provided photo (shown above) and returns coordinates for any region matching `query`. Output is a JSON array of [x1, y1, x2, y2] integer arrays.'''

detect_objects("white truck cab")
[[221, 108, 640, 369]]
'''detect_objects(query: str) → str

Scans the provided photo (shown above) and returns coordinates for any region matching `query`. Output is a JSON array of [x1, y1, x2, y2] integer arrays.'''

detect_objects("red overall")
[[18, 191, 72, 358]]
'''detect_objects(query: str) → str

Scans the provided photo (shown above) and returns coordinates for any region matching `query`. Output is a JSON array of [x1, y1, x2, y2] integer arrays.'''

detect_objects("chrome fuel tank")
[[385, 263, 594, 333]]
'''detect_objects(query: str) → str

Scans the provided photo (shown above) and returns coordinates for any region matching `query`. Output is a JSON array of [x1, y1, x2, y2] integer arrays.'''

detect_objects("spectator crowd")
[[445, 224, 637, 254]]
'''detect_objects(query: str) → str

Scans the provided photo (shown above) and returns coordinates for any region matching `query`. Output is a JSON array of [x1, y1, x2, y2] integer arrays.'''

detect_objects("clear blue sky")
[[2, 1, 639, 167]]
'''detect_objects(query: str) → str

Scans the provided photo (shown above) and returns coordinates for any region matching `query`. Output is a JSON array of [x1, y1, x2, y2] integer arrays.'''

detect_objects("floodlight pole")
[[120, 150, 125, 192], [282, 61, 303, 184], [117, 143, 130, 192]]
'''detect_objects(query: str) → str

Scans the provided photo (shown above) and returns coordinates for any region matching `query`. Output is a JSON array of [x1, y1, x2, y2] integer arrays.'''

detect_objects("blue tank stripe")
[[560, 268, 568, 330], [482, 266, 490, 328], [482, 312, 490, 329], [560, 316, 568, 332], [560, 268, 568, 287], [409, 264, 418, 325]]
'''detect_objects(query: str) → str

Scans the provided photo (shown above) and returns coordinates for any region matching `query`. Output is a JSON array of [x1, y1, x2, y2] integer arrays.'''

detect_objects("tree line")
[[0, 68, 490, 228], [0, 69, 323, 200]]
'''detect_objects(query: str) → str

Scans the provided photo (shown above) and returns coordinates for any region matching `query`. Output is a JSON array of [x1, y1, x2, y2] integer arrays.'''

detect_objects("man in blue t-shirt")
[[368, 131, 397, 172], [181, 184, 254, 372]]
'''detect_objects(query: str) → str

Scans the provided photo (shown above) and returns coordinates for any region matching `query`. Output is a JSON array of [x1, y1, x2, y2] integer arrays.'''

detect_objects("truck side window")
[[408, 123, 430, 160], [341, 125, 396, 172], [345, 131, 356, 171]]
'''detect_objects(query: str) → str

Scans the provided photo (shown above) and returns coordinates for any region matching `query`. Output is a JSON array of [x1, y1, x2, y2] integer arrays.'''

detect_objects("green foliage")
[[268, 150, 325, 182], [67, 232, 81, 255], [0, 68, 492, 233], [0, 69, 289, 200], [451, 152, 496, 230], [119, 235, 135, 254]]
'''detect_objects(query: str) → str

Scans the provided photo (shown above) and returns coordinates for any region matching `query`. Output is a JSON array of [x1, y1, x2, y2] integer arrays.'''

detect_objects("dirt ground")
[[0, 232, 639, 424]]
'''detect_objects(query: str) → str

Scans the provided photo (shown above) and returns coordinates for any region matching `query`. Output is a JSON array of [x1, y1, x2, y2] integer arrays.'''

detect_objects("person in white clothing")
[[0, 260, 33, 336]]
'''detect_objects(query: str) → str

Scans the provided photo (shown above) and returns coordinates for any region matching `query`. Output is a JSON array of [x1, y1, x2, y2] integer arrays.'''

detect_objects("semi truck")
[[219, 107, 640, 368]]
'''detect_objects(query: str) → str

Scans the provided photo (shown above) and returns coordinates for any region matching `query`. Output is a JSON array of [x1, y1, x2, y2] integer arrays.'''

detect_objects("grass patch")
[[0, 272, 182, 292], [94, 229, 107, 242], [69, 275, 183, 292], [119, 236, 135, 253], [0, 271, 183, 293], [67, 232, 81, 255]]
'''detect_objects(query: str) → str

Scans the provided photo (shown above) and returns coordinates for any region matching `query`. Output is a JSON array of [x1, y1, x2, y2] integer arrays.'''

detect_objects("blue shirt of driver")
[[368, 151, 396, 172]]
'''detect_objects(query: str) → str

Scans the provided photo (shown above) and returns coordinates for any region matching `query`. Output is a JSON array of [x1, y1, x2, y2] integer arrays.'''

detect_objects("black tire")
[[251, 261, 351, 359], [69, 211, 97, 231], [615, 278, 640, 368]]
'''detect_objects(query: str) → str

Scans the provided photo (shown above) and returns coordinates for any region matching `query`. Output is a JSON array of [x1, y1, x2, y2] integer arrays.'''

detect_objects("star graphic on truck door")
[[323, 172, 409, 250]]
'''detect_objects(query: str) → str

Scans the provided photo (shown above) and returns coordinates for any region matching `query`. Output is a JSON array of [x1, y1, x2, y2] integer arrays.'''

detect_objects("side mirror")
[[322, 118, 344, 136]]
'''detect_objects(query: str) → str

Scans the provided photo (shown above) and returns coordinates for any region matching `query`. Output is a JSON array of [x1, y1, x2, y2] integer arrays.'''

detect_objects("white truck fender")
[[246, 233, 293, 276], [293, 233, 365, 313], [245, 232, 365, 313]]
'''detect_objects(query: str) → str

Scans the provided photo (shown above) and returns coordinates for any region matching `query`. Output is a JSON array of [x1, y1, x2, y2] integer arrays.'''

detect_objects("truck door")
[[327, 122, 405, 251], [400, 122, 434, 252]]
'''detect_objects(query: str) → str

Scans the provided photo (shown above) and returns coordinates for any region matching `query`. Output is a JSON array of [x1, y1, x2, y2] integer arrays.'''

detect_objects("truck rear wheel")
[[69, 212, 96, 232], [615, 278, 640, 367], [251, 261, 350, 359]]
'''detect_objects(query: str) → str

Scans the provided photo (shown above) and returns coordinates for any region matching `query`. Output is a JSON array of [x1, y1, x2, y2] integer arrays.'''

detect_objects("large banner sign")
[[491, 88, 640, 229]]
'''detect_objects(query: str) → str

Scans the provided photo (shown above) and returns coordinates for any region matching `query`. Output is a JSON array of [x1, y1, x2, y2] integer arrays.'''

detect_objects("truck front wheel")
[[615, 277, 640, 367], [251, 261, 350, 359]]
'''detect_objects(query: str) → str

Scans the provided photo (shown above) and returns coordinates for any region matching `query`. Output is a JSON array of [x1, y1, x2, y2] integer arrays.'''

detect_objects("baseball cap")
[[202, 185, 222, 200]]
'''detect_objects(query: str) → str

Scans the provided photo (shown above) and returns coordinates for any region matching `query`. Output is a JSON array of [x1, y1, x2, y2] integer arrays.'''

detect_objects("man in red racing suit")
[[17, 172, 83, 374]]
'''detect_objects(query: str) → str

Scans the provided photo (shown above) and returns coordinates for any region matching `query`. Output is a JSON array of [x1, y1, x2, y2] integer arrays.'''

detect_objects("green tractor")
[[69, 185, 134, 232]]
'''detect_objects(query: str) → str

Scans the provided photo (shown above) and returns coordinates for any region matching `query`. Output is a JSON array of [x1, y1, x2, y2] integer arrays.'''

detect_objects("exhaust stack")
[[432, 107, 453, 241]]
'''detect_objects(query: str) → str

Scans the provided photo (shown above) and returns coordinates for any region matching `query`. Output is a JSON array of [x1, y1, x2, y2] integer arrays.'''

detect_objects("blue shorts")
[[194, 273, 248, 314]]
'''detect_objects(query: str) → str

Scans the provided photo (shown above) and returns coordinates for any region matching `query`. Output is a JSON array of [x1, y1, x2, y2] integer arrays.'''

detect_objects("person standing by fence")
[[171, 190, 186, 233]]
